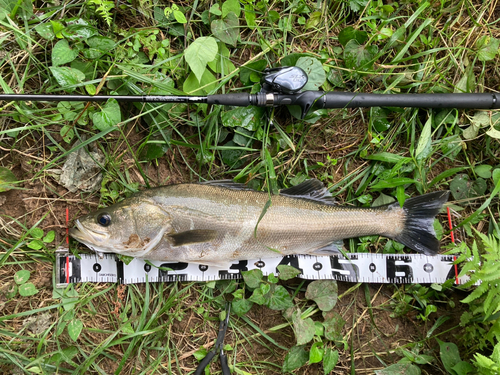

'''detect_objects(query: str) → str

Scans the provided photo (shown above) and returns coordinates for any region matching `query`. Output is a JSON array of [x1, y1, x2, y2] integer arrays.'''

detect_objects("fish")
[[70, 179, 449, 266]]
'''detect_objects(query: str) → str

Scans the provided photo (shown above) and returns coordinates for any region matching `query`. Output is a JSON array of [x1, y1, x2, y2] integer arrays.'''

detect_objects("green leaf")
[[184, 37, 218, 83], [173, 10, 187, 23], [19, 283, 39, 297], [51, 20, 64, 38], [14, 270, 30, 285], [0, 0, 16, 20], [364, 152, 408, 164], [52, 39, 78, 66], [267, 285, 294, 310], [222, 0, 241, 18], [283, 346, 308, 373], [86, 35, 115, 51], [309, 342, 324, 364], [476, 36, 500, 62], [242, 269, 263, 289], [239, 59, 267, 85], [462, 124, 479, 139], [415, 117, 432, 162], [194, 347, 207, 361], [486, 128, 500, 139], [211, 12, 239, 47], [305, 11, 322, 29], [452, 361, 475, 375], [49, 67, 86, 92], [493, 169, 500, 187], [85, 84, 96, 95], [35, 23, 55, 40], [437, 339, 463, 374], [338, 26, 368, 46], [208, 42, 236, 74], [370, 107, 391, 132], [474, 353, 495, 369], [183, 69, 217, 95], [92, 98, 121, 131], [221, 106, 266, 131], [429, 167, 468, 188], [472, 111, 491, 128], [43, 230, 56, 243], [60, 125, 75, 143], [141, 143, 169, 161], [221, 141, 245, 168], [455, 66, 476, 93], [67, 319, 83, 341], [375, 363, 421, 375], [0, 167, 18, 192], [343, 40, 378, 71], [305, 280, 338, 312], [277, 265, 301, 280], [210, 3, 222, 15], [27, 240, 44, 250], [323, 348, 339, 373], [244, 3, 256, 28], [292, 309, 315, 345], [475, 164, 493, 179], [62, 24, 99, 40], [372, 193, 396, 207], [30, 228, 44, 239], [434, 219, 443, 240], [348, 0, 369, 12], [117, 255, 134, 265], [450, 174, 487, 200], [296, 56, 326, 91], [233, 127, 253, 147], [121, 321, 134, 334], [5, 284, 17, 299], [370, 177, 416, 190], [323, 310, 346, 341], [249, 286, 266, 305], [268, 273, 279, 284], [231, 299, 253, 317]]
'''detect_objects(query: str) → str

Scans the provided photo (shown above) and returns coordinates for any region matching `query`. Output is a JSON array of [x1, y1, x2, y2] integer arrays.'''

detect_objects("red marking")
[[66, 256, 69, 284], [447, 206, 459, 284], [66, 207, 69, 245], [447, 207, 455, 244]]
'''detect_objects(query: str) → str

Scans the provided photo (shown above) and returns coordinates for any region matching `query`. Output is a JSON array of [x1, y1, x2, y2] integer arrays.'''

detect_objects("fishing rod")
[[1, 66, 498, 119]]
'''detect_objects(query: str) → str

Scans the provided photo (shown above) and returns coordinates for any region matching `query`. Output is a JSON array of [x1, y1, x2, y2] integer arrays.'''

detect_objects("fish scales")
[[70, 179, 450, 264], [144, 184, 400, 261]]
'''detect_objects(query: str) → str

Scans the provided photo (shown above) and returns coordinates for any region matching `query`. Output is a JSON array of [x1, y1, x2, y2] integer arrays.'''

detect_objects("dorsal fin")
[[199, 180, 254, 191], [280, 179, 336, 205]]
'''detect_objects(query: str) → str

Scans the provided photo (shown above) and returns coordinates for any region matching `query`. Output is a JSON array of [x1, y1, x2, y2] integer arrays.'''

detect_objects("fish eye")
[[96, 212, 111, 227]]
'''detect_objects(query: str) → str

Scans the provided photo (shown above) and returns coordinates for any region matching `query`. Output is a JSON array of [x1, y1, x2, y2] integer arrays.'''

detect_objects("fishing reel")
[[260, 66, 308, 94], [255, 66, 321, 118]]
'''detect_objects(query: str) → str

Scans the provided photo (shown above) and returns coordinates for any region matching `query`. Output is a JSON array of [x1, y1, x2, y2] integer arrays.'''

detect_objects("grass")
[[0, 0, 500, 373]]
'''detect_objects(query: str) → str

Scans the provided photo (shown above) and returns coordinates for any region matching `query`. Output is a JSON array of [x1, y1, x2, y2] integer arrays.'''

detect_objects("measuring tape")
[[55, 248, 469, 287]]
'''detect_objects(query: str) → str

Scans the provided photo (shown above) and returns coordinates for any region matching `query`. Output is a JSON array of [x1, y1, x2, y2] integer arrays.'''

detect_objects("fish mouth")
[[70, 220, 110, 245]]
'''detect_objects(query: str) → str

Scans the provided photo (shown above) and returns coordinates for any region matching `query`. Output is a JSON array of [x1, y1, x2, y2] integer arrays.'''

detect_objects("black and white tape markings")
[[56, 250, 469, 287]]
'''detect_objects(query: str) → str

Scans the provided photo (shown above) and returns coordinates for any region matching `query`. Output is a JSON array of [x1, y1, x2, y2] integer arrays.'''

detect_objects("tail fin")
[[392, 191, 450, 255]]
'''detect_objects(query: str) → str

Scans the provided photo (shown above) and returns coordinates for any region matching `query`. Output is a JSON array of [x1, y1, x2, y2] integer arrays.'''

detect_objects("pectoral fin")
[[168, 229, 218, 247], [311, 240, 344, 255]]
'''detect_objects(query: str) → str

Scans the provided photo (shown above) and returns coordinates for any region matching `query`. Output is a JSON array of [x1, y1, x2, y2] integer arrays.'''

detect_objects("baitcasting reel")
[[260, 66, 308, 94]]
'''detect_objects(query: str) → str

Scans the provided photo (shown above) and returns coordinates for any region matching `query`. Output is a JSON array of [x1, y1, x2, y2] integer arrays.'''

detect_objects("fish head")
[[70, 198, 171, 257]]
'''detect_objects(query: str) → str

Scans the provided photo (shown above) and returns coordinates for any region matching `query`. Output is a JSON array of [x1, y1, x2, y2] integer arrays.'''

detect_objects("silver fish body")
[[70, 179, 449, 265]]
